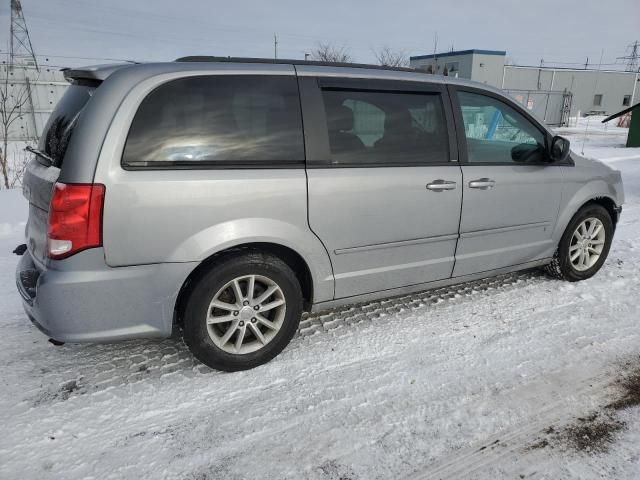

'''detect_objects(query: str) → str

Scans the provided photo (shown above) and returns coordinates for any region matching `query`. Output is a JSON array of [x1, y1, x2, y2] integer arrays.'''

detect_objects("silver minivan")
[[16, 58, 624, 371]]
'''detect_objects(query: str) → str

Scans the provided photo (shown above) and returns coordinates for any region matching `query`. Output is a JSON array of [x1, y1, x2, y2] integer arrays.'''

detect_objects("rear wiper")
[[25, 146, 54, 167]]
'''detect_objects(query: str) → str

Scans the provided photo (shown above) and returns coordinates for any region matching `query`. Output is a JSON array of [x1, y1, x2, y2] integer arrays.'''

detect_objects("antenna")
[[617, 40, 639, 72], [274, 33, 278, 60], [581, 50, 604, 155], [433, 32, 438, 68], [10, 0, 38, 70]]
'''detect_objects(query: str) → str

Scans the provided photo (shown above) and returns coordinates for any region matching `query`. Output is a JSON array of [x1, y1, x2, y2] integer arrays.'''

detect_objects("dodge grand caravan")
[[16, 57, 624, 371]]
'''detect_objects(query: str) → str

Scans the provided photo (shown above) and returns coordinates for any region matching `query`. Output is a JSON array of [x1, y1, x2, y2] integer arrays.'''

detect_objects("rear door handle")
[[426, 179, 457, 192], [468, 178, 496, 190]]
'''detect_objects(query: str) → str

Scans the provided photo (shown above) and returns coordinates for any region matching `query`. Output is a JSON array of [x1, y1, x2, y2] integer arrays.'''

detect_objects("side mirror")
[[550, 135, 570, 162]]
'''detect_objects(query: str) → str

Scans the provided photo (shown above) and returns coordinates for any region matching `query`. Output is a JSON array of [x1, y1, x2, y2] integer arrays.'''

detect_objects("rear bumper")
[[16, 248, 196, 343]]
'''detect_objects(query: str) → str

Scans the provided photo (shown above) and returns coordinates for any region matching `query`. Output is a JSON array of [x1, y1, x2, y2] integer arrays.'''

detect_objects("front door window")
[[457, 91, 547, 164]]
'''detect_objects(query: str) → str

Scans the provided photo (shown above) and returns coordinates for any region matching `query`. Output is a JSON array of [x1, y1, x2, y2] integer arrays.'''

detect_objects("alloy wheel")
[[205, 274, 287, 354], [569, 217, 606, 272]]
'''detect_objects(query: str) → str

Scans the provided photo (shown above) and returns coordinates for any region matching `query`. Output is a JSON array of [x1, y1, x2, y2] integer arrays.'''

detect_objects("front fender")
[[553, 163, 623, 243], [168, 217, 334, 303]]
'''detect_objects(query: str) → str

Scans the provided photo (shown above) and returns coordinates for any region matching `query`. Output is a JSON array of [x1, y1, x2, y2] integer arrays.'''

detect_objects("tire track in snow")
[[408, 365, 619, 479], [19, 269, 545, 406]]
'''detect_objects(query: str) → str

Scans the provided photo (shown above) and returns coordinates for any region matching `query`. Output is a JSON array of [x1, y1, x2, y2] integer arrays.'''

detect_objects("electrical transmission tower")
[[617, 41, 639, 72], [9, 0, 39, 70]]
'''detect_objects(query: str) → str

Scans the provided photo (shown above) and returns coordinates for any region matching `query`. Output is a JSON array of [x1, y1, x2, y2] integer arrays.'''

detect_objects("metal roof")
[[410, 49, 507, 61]]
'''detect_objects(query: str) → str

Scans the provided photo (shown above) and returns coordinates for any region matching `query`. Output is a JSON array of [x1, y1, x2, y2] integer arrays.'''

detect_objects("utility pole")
[[9, 0, 38, 70], [617, 41, 639, 72], [432, 32, 438, 73], [584, 57, 589, 70], [274, 33, 278, 60], [537, 58, 544, 90]]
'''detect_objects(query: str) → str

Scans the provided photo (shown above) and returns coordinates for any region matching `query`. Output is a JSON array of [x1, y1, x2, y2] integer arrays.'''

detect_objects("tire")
[[545, 204, 613, 282], [183, 251, 303, 371]]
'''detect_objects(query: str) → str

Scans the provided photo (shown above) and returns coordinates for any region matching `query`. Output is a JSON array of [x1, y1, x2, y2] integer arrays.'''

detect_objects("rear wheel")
[[183, 252, 303, 371], [545, 204, 613, 281]]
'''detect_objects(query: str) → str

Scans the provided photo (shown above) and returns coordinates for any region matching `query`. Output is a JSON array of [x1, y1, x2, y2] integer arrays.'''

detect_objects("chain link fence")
[[504, 89, 573, 127]]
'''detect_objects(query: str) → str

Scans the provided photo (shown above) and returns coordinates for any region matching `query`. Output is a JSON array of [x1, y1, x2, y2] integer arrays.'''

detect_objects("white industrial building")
[[1, 64, 68, 141], [411, 49, 640, 126]]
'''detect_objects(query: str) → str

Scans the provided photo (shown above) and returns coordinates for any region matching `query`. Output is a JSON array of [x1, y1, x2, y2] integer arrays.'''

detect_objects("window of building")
[[623, 95, 631, 106], [593, 94, 603, 106], [122, 75, 304, 167], [321, 89, 449, 166], [457, 91, 547, 164]]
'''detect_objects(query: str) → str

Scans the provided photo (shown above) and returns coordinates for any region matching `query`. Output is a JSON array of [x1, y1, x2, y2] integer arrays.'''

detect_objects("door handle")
[[468, 178, 496, 190], [426, 179, 457, 192]]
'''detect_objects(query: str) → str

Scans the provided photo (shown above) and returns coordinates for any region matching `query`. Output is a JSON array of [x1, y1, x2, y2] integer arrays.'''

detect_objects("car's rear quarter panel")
[[100, 168, 334, 306]]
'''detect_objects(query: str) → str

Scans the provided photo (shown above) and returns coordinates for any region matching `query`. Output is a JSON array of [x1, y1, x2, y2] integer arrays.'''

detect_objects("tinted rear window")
[[321, 89, 449, 166], [122, 75, 304, 167], [39, 84, 95, 167]]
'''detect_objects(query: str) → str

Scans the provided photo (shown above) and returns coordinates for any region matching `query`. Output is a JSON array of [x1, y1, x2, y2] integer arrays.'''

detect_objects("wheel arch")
[[585, 196, 619, 229], [174, 242, 315, 327], [554, 187, 620, 246], [562, 195, 620, 235]]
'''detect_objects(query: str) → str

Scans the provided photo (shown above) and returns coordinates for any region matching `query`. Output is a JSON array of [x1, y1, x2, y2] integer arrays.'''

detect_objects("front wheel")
[[183, 252, 303, 371], [545, 204, 613, 282]]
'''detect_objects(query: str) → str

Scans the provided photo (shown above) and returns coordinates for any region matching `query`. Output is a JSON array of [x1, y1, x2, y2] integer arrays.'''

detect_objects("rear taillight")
[[47, 182, 105, 259]]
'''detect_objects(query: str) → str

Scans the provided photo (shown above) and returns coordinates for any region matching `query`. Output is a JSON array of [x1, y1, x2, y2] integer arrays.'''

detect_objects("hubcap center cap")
[[239, 306, 254, 322]]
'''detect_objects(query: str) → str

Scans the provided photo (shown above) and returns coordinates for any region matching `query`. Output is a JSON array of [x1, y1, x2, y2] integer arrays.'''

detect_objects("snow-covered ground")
[[1, 123, 640, 479]]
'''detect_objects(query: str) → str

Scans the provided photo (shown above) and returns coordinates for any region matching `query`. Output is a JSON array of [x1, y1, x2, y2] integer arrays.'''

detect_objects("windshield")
[[38, 83, 96, 168]]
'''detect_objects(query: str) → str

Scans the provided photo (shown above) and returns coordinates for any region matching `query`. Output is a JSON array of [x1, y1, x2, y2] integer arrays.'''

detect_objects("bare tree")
[[373, 46, 409, 68], [0, 63, 32, 189], [311, 43, 354, 63], [6, 140, 34, 187]]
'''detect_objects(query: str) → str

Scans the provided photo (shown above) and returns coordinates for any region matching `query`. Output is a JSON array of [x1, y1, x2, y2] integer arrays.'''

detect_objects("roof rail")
[[174, 56, 424, 74]]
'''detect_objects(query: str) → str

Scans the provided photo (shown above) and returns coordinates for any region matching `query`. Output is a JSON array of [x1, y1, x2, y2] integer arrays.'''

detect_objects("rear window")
[[39, 83, 96, 167], [122, 75, 304, 168]]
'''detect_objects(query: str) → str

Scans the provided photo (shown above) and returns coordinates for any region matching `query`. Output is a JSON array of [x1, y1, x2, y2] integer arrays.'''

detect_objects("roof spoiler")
[[61, 63, 136, 83]]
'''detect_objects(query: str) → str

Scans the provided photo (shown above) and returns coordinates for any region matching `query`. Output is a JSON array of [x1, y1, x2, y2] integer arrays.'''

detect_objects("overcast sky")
[[1, 0, 638, 69]]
